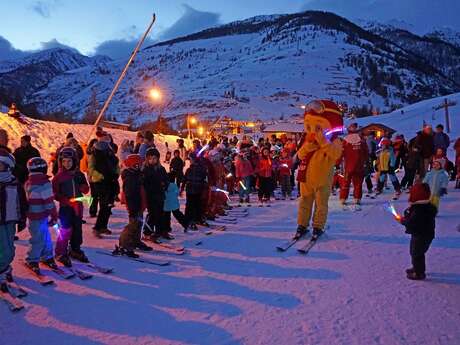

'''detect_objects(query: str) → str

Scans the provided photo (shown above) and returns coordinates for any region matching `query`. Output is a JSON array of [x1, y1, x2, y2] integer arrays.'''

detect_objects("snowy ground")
[[1, 184, 459, 345]]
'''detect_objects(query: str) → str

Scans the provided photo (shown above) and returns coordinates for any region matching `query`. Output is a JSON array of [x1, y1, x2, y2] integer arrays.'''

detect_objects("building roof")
[[263, 122, 304, 133]]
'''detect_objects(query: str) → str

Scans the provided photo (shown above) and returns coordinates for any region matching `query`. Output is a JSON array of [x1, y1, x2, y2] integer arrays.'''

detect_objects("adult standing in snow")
[[416, 125, 434, 178], [90, 132, 120, 237], [13, 135, 41, 184], [433, 124, 450, 154], [339, 123, 368, 208], [294, 100, 343, 239], [138, 130, 156, 161], [400, 133, 422, 190]]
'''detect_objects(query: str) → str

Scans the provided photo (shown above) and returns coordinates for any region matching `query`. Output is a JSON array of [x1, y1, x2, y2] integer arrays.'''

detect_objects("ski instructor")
[[294, 100, 343, 239]]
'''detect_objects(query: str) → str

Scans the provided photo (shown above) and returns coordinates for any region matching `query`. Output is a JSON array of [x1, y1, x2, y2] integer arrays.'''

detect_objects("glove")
[[17, 221, 27, 232], [440, 188, 447, 196]]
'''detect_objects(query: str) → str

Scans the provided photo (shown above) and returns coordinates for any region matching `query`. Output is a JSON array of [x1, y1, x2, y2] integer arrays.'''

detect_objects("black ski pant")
[[410, 235, 433, 275], [94, 182, 114, 232], [401, 168, 416, 189], [185, 193, 202, 224], [163, 209, 188, 232], [89, 182, 99, 216], [146, 201, 165, 236], [365, 175, 373, 193], [258, 176, 272, 201]]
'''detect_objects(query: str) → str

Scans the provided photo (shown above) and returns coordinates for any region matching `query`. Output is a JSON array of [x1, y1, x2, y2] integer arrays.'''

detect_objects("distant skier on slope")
[[294, 100, 343, 240]]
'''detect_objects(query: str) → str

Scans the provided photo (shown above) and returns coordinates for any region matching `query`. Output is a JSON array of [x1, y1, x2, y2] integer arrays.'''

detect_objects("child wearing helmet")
[[24, 157, 58, 273]]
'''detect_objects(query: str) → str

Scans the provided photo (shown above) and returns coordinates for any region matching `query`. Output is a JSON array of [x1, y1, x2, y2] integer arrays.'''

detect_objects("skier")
[[169, 149, 185, 189], [400, 133, 422, 191], [235, 149, 253, 204], [143, 148, 169, 241], [396, 183, 437, 280], [13, 135, 41, 184], [256, 147, 273, 205], [0, 149, 27, 289], [163, 172, 188, 233], [375, 138, 401, 198], [138, 131, 156, 161], [184, 152, 208, 230], [423, 159, 449, 211], [52, 148, 90, 266], [24, 157, 59, 273], [279, 148, 293, 200], [294, 100, 343, 239], [118, 154, 152, 258], [339, 123, 369, 209]]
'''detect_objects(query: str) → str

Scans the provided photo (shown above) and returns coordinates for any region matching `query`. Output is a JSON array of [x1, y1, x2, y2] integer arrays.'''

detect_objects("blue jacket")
[[164, 182, 180, 212], [423, 169, 449, 197]]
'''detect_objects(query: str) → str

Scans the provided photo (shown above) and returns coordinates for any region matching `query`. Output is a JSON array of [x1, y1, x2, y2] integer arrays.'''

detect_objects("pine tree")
[[82, 88, 100, 124]]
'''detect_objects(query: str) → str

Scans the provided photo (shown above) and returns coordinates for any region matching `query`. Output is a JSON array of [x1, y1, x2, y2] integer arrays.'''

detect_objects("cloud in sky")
[[29, 0, 61, 19], [158, 4, 221, 41], [92, 5, 221, 60], [0, 36, 80, 62]]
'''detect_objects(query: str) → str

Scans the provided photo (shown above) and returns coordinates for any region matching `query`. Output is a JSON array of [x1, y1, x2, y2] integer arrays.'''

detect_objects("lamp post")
[[187, 114, 197, 140]]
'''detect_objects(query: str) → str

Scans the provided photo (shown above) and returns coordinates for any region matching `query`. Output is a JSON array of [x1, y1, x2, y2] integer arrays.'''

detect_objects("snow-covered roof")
[[263, 122, 304, 133]]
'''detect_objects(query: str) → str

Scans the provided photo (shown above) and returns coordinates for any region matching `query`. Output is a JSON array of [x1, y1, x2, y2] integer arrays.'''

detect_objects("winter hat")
[[58, 147, 77, 170], [347, 122, 359, 133], [409, 183, 431, 203], [96, 129, 108, 138], [27, 157, 48, 173], [380, 138, 391, 147], [66, 132, 74, 139], [124, 154, 142, 169], [433, 158, 446, 169], [21, 135, 31, 143], [145, 147, 160, 159], [304, 99, 343, 130], [0, 148, 15, 170]]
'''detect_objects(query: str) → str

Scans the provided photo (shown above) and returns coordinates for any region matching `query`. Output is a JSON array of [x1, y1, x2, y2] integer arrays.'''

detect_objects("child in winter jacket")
[[235, 150, 253, 204], [163, 172, 188, 233], [256, 147, 273, 204], [24, 157, 59, 273], [376, 139, 401, 196], [397, 183, 437, 280], [0, 148, 28, 288], [118, 154, 151, 258], [143, 148, 169, 241], [184, 153, 208, 229], [423, 158, 449, 211], [52, 147, 89, 267], [279, 149, 293, 199]]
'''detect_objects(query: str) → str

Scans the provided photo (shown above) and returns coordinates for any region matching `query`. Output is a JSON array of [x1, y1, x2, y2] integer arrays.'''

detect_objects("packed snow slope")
[[0, 185, 459, 344], [0, 113, 178, 160], [352, 91, 460, 141]]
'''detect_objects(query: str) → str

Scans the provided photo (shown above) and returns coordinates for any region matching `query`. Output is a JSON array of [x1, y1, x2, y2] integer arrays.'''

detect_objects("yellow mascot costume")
[[295, 100, 343, 239]]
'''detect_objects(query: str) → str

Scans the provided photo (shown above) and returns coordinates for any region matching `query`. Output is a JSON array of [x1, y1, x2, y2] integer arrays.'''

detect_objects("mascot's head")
[[304, 100, 343, 143]]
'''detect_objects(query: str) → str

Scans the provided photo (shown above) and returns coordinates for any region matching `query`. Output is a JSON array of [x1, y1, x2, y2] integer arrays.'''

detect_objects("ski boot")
[[161, 232, 175, 240], [57, 255, 72, 268], [136, 241, 153, 252], [293, 225, 308, 240], [406, 271, 426, 280], [99, 228, 112, 235], [114, 246, 139, 258], [42, 258, 59, 270], [25, 261, 41, 274], [312, 228, 324, 238], [70, 250, 89, 263], [189, 223, 198, 231], [353, 199, 362, 211], [405, 267, 415, 275]]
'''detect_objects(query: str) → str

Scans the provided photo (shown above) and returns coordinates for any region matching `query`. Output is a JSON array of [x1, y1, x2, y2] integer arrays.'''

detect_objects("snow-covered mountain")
[[2, 11, 460, 124]]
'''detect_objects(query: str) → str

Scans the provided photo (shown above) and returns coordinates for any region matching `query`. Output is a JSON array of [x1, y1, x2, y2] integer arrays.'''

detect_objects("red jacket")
[[279, 158, 293, 176], [342, 134, 369, 175], [235, 156, 254, 179], [257, 157, 272, 178]]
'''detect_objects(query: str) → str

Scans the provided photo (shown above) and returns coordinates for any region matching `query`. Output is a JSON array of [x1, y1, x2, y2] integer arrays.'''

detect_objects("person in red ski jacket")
[[339, 123, 369, 207]]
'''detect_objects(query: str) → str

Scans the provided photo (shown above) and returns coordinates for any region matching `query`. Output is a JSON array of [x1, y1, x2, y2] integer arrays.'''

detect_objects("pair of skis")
[[276, 233, 322, 255], [96, 248, 171, 266]]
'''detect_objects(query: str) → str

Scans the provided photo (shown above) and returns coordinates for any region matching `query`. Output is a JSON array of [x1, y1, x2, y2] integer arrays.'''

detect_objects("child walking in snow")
[[118, 154, 152, 258], [0, 149, 27, 289], [163, 172, 188, 233], [52, 148, 90, 267], [423, 158, 449, 211], [375, 138, 401, 198], [396, 183, 437, 280], [24, 157, 59, 273], [279, 149, 293, 199]]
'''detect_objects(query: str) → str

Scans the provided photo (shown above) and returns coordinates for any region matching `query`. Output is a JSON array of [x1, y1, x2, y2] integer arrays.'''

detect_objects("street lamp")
[[198, 126, 204, 136], [149, 88, 162, 101], [187, 114, 198, 141]]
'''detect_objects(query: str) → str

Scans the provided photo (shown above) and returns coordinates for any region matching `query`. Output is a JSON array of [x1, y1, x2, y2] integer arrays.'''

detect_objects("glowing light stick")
[[281, 164, 289, 168], [239, 181, 247, 190], [324, 126, 345, 138], [384, 202, 402, 221], [52, 223, 61, 237], [197, 144, 209, 157], [216, 188, 231, 201], [70, 195, 94, 206], [226, 173, 233, 178]]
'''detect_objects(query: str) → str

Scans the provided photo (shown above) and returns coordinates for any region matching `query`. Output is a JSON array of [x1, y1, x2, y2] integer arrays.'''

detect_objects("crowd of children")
[[0, 119, 459, 288]]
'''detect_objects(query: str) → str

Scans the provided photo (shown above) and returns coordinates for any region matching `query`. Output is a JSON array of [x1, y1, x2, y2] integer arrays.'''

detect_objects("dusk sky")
[[1, 0, 460, 60]]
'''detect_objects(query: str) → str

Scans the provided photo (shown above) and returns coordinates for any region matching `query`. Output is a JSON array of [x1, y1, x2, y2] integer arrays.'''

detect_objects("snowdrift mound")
[[0, 114, 178, 160]]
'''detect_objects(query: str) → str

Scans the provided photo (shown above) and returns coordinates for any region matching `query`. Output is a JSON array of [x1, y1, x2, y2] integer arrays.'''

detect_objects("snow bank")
[[0, 113, 179, 160]]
